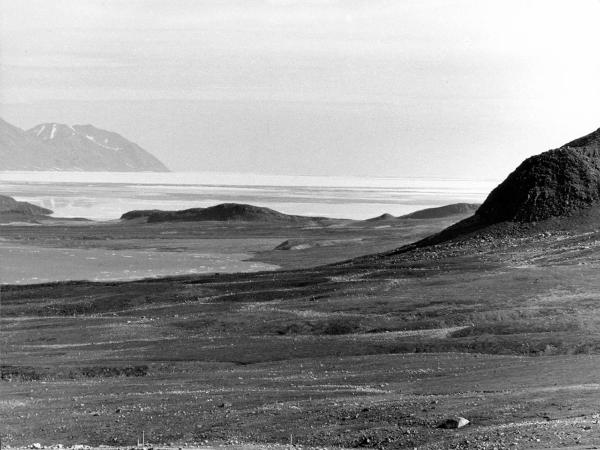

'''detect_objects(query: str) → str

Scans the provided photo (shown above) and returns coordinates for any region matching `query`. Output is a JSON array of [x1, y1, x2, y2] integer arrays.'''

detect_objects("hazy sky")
[[1, 0, 599, 178]]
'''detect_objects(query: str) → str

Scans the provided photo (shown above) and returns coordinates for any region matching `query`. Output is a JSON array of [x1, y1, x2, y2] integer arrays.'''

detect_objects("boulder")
[[438, 416, 470, 429]]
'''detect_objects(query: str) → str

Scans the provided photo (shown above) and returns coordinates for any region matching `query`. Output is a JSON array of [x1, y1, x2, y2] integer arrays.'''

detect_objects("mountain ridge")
[[563, 126, 600, 158], [0, 118, 169, 172]]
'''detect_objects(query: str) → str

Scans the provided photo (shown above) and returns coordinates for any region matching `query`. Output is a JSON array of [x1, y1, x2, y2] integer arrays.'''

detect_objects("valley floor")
[[0, 214, 462, 283], [2, 218, 600, 449]]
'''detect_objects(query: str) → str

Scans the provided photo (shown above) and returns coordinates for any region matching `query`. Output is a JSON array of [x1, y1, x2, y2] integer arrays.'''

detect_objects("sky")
[[1, 0, 599, 179]]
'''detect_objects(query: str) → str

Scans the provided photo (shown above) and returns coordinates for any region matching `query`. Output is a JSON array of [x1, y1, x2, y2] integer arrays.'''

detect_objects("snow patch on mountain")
[[84, 134, 122, 151]]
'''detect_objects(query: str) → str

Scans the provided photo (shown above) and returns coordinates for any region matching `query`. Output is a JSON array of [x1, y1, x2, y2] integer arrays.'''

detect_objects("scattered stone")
[[438, 417, 470, 429], [31, 444, 43, 449]]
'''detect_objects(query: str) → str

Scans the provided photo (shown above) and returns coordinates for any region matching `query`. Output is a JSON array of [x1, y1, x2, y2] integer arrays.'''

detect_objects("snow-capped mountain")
[[0, 118, 169, 172], [0, 118, 57, 170]]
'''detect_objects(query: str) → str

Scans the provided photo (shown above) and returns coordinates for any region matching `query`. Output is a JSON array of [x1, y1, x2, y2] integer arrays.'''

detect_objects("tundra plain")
[[2, 210, 600, 449]]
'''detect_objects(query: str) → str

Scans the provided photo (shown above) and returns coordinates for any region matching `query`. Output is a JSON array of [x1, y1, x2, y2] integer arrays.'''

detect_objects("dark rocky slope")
[[387, 126, 600, 252], [477, 127, 600, 224], [0, 194, 52, 221], [121, 203, 329, 224]]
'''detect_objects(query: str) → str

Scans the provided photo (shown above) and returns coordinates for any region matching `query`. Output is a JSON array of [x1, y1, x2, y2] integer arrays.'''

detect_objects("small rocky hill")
[[476, 128, 600, 223], [386, 126, 600, 252], [364, 213, 396, 222], [363, 204, 480, 222], [0, 194, 52, 221], [121, 203, 328, 224]]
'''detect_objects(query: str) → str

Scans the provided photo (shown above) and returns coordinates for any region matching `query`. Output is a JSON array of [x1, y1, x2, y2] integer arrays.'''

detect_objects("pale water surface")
[[0, 171, 498, 220], [0, 241, 279, 284]]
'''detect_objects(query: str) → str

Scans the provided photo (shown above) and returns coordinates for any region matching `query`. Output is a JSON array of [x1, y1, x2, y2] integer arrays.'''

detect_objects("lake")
[[0, 171, 497, 221], [0, 239, 280, 284]]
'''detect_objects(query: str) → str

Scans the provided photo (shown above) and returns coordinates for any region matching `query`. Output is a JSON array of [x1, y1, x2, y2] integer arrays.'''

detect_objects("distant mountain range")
[[0, 118, 168, 172]]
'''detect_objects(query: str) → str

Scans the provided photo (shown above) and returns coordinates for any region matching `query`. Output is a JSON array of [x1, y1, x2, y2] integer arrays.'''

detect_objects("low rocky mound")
[[365, 213, 396, 222], [121, 203, 327, 224], [401, 203, 480, 219], [0, 195, 52, 216]]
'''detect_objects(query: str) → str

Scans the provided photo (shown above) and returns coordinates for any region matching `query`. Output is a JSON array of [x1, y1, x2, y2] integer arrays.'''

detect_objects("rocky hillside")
[[0, 195, 52, 217], [121, 203, 328, 224], [476, 127, 600, 223], [386, 126, 600, 252], [0, 118, 168, 172]]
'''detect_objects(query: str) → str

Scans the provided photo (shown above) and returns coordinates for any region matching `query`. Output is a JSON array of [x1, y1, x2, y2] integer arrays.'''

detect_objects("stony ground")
[[3, 215, 600, 449]]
